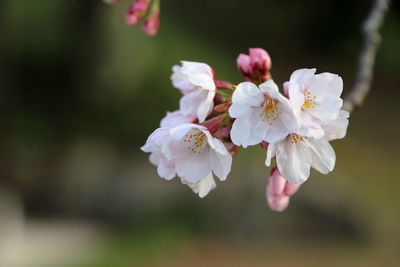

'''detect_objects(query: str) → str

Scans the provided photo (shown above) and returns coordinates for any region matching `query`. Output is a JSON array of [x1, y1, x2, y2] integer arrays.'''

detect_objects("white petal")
[[232, 82, 264, 107], [171, 65, 196, 91], [181, 61, 215, 90], [157, 159, 176, 180], [265, 142, 277, 167], [289, 68, 316, 85], [197, 90, 215, 122], [258, 80, 280, 98], [179, 90, 203, 116], [264, 119, 290, 143], [322, 110, 349, 141], [230, 107, 268, 148], [276, 137, 312, 184], [175, 150, 212, 183], [209, 148, 232, 181], [307, 137, 336, 174], [228, 104, 252, 118], [183, 173, 216, 198]]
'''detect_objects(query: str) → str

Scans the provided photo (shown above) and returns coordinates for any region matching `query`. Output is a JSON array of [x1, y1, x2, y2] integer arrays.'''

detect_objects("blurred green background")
[[1, 0, 400, 266]]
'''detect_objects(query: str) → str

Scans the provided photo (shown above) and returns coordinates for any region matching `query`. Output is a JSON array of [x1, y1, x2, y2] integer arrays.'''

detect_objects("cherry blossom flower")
[[167, 124, 232, 183], [266, 167, 300, 212], [171, 61, 216, 123], [265, 134, 336, 184], [229, 80, 299, 147], [286, 68, 344, 138], [142, 123, 232, 197]]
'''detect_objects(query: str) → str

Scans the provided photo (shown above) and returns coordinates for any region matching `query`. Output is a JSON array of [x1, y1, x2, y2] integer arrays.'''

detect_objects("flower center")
[[183, 131, 207, 154], [303, 91, 317, 109], [259, 99, 282, 126], [289, 134, 308, 144]]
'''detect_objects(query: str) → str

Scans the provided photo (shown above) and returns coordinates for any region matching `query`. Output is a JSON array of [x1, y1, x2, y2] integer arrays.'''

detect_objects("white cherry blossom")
[[166, 123, 232, 183], [266, 134, 336, 184], [229, 80, 299, 147], [171, 61, 216, 123], [286, 68, 344, 138], [142, 123, 232, 198]]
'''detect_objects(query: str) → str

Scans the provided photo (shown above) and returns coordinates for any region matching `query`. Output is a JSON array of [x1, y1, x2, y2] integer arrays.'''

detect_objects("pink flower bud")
[[126, 0, 150, 26], [237, 48, 272, 83], [266, 167, 300, 212], [237, 54, 251, 77], [142, 9, 160, 36]]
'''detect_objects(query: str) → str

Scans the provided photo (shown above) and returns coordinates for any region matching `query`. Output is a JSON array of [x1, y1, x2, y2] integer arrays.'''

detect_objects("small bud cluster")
[[103, 0, 160, 36], [142, 48, 349, 211]]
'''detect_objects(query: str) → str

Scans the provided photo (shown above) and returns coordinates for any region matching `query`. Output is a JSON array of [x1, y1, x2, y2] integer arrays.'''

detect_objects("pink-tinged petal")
[[268, 168, 286, 196], [197, 90, 215, 123], [249, 48, 272, 71], [231, 82, 264, 107], [182, 173, 216, 198], [307, 137, 336, 174], [276, 137, 312, 184], [237, 54, 251, 74], [230, 107, 268, 148], [267, 194, 289, 212], [322, 110, 349, 141], [284, 182, 301, 196]]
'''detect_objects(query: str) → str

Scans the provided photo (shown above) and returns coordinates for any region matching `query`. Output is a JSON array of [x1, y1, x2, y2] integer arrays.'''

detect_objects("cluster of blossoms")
[[103, 0, 160, 36], [142, 48, 349, 211]]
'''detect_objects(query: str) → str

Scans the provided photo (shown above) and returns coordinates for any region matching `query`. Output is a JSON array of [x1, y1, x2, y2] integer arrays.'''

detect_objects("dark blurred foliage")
[[0, 1, 400, 264]]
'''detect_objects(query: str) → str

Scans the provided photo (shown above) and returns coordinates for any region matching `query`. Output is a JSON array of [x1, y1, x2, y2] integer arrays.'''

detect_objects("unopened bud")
[[237, 48, 272, 84], [266, 167, 300, 212], [142, 8, 160, 36], [126, 0, 150, 26]]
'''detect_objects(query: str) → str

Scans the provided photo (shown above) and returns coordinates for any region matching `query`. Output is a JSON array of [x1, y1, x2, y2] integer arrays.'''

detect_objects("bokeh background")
[[1, 0, 400, 266]]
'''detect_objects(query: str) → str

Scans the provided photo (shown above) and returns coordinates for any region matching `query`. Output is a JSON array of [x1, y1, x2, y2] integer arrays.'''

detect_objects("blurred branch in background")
[[344, 0, 391, 112]]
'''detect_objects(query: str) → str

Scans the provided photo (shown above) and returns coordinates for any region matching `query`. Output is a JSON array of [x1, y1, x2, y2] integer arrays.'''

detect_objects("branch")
[[343, 0, 391, 112]]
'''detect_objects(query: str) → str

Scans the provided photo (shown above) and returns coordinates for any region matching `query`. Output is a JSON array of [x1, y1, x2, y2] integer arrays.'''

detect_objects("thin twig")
[[343, 0, 391, 112]]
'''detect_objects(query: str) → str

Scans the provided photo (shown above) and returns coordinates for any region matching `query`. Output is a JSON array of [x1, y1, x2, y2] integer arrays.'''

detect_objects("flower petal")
[[307, 137, 336, 174], [276, 137, 312, 184], [230, 107, 268, 148], [232, 82, 264, 107]]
